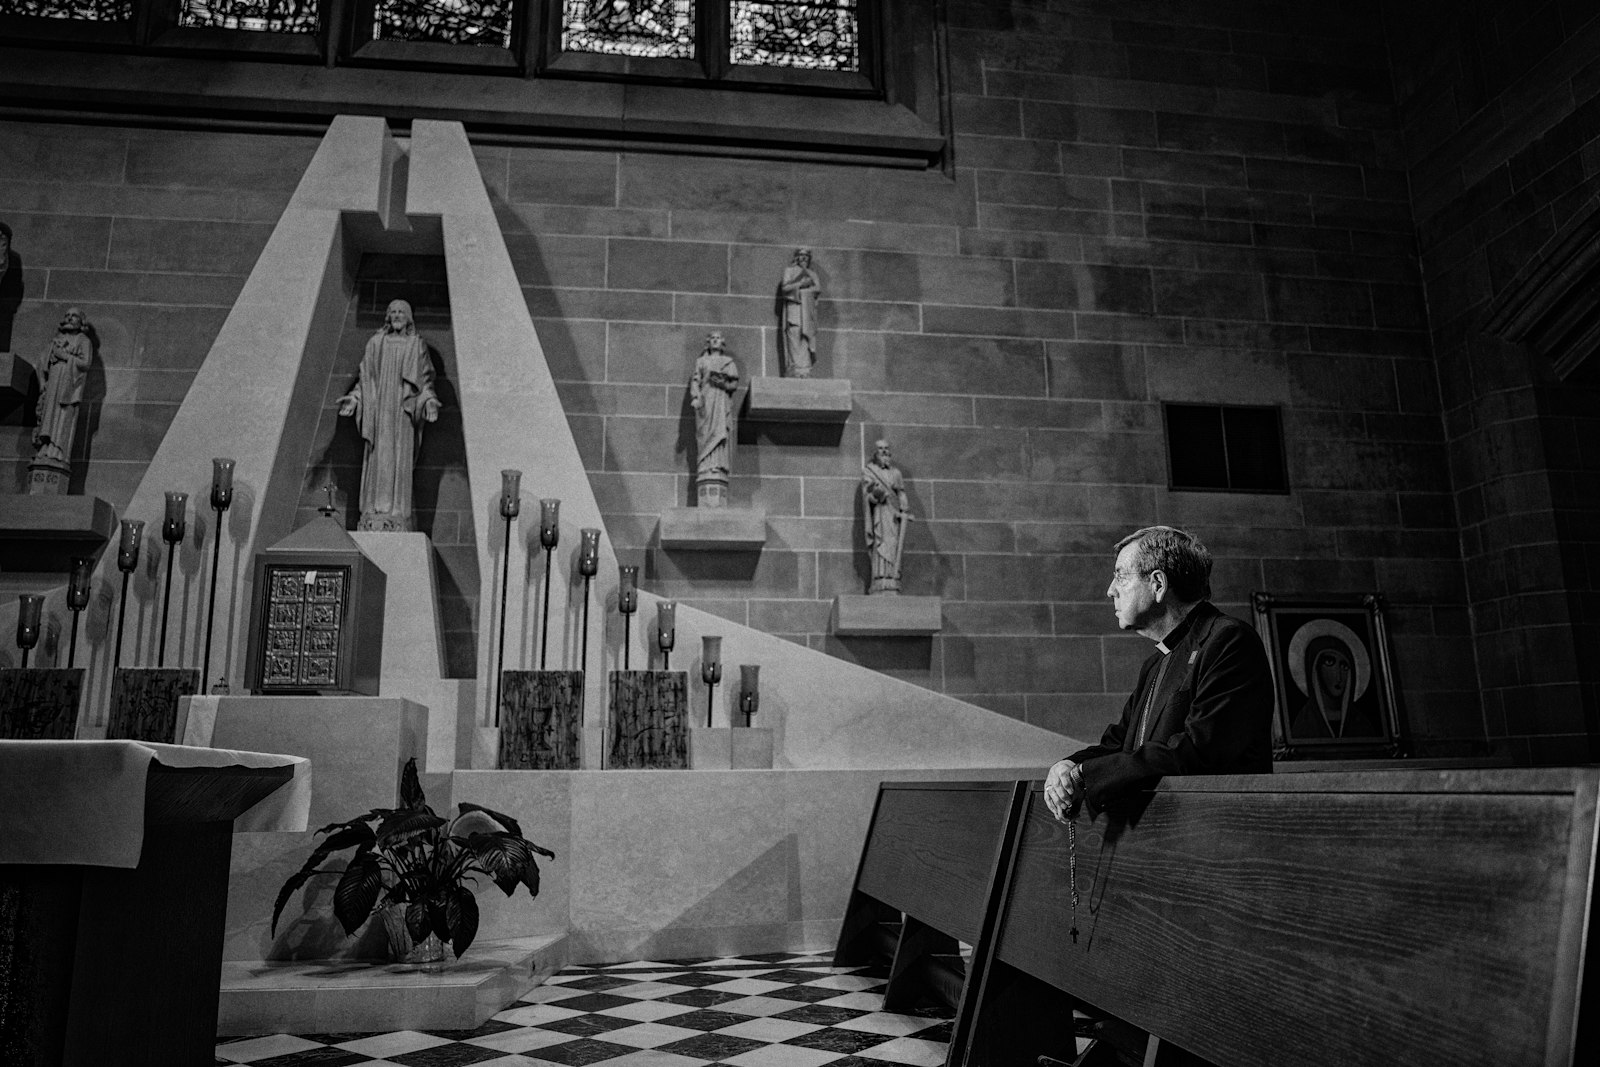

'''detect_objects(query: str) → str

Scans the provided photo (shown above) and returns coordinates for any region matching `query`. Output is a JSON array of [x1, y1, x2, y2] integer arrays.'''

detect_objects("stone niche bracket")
[[658, 508, 768, 551], [0, 495, 117, 573], [1483, 193, 1600, 380], [743, 377, 854, 424], [832, 594, 943, 636]]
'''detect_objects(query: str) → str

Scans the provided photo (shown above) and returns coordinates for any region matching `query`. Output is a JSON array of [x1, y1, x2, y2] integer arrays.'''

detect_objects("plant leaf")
[[405, 901, 430, 943], [461, 833, 548, 898], [400, 757, 427, 810], [455, 801, 522, 838], [427, 898, 452, 944], [446, 885, 480, 958], [333, 854, 385, 936], [269, 825, 377, 935], [375, 808, 445, 845]]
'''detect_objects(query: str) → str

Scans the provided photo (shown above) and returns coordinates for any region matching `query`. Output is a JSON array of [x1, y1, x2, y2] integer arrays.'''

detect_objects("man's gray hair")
[[1114, 525, 1212, 603]]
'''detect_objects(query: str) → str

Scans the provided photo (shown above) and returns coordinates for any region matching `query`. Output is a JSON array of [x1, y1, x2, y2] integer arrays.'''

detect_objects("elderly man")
[[1045, 525, 1273, 820]]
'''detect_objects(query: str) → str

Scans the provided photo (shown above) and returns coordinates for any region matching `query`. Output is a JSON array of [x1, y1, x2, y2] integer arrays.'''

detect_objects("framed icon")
[[1251, 592, 1407, 760]]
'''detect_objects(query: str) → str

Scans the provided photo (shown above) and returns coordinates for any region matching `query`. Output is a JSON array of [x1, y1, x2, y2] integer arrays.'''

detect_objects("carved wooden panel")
[[499, 669, 583, 770], [106, 668, 200, 743], [0, 668, 83, 739], [607, 670, 688, 769], [260, 565, 347, 690]]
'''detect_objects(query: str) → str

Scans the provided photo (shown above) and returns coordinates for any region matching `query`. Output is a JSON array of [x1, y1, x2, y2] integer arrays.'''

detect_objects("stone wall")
[[0, 0, 1496, 753], [1388, 0, 1600, 762]]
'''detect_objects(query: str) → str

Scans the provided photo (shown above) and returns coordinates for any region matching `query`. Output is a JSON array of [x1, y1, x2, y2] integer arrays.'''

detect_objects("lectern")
[[0, 741, 303, 1067]]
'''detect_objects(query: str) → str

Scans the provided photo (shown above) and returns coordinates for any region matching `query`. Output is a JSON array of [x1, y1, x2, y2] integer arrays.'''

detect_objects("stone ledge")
[[0, 494, 117, 573], [659, 507, 768, 551], [744, 377, 854, 423], [832, 594, 942, 635]]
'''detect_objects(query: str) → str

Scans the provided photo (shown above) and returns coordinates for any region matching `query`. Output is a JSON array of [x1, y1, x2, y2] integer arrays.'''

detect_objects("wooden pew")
[[835, 780, 1029, 1056], [960, 768, 1599, 1067]]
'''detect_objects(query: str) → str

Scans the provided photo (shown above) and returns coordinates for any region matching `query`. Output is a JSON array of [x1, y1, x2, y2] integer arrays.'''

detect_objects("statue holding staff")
[[689, 331, 739, 508], [338, 299, 441, 531], [777, 247, 820, 378], [30, 307, 93, 493], [862, 439, 911, 594]]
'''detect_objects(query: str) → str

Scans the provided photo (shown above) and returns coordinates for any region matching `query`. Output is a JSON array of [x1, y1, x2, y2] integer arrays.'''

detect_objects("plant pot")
[[380, 904, 446, 967]]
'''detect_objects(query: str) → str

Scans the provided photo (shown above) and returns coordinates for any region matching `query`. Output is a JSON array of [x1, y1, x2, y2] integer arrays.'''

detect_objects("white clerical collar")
[[1155, 639, 1172, 655]]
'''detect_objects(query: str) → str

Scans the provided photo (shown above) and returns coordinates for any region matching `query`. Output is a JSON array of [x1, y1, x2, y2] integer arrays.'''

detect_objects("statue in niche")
[[688, 331, 739, 508], [861, 439, 911, 594], [777, 247, 820, 378], [29, 307, 93, 495], [338, 299, 441, 532]]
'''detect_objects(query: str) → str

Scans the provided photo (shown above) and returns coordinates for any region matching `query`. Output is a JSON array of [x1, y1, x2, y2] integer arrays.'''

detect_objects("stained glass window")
[[731, 0, 858, 70], [373, 0, 515, 48], [178, 0, 319, 33], [561, 0, 695, 60], [5, 0, 132, 19]]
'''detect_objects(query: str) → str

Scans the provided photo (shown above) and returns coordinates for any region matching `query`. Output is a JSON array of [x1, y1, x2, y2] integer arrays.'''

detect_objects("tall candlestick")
[[656, 601, 676, 671], [158, 492, 187, 669], [618, 564, 638, 671], [578, 528, 599, 676], [16, 594, 43, 670], [739, 664, 760, 727], [538, 499, 560, 670], [202, 459, 235, 694], [701, 635, 722, 728], [67, 557, 91, 669], [114, 519, 144, 669], [495, 470, 521, 728]]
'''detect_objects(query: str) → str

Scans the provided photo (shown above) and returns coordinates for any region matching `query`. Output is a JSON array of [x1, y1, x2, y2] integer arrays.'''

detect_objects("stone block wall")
[[1388, 0, 1600, 762], [0, 0, 1506, 755], [0, 125, 313, 506]]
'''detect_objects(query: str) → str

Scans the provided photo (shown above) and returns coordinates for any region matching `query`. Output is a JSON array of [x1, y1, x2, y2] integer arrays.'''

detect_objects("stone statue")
[[29, 307, 93, 495], [0, 221, 12, 292], [338, 299, 441, 532], [777, 247, 820, 378], [861, 439, 911, 594], [688, 331, 739, 508]]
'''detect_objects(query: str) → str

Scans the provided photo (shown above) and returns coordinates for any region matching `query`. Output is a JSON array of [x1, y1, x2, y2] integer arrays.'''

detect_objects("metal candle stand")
[[538, 499, 559, 670], [701, 635, 722, 728], [494, 470, 521, 728], [618, 564, 638, 671], [201, 459, 234, 693], [578, 528, 599, 674], [657, 601, 676, 671], [66, 558, 91, 668], [15, 594, 43, 669], [157, 491, 186, 669], [113, 519, 144, 669], [739, 664, 760, 727]]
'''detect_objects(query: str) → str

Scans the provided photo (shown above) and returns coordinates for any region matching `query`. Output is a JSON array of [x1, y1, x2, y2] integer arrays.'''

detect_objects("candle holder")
[[495, 469, 522, 727], [202, 459, 235, 694], [739, 664, 760, 726], [16, 594, 43, 669], [700, 635, 722, 727], [113, 518, 144, 669], [657, 601, 676, 671], [158, 491, 187, 669], [66, 557, 92, 668], [538, 499, 560, 670], [618, 564, 638, 671], [578, 527, 600, 676]]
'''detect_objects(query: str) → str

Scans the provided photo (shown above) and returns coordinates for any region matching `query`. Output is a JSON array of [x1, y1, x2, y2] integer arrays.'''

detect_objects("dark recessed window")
[[1164, 403, 1288, 494]]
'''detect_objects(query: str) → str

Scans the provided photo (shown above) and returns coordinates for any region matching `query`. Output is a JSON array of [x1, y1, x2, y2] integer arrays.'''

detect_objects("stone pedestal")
[[744, 377, 853, 423], [833, 594, 943, 635], [107, 667, 200, 743], [658, 507, 768, 551], [607, 670, 688, 769], [689, 726, 775, 769], [499, 669, 583, 769], [0, 667, 83, 739], [26, 454, 70, 495], [207, 695, 428, 963]]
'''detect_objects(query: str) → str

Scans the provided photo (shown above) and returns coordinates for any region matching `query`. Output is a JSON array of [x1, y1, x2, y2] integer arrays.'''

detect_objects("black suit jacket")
[[1067, 601, 1273, 812]]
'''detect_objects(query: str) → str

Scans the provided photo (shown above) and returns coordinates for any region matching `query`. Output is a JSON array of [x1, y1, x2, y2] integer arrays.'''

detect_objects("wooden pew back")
[[977, 768, 1598, 1067]]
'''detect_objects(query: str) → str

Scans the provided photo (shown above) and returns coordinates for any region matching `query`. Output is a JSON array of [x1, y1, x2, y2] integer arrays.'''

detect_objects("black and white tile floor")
[[215, 953, 954, 1067]]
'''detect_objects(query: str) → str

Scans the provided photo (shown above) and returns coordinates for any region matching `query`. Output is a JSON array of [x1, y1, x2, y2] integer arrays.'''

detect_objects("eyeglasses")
[[1110, 568, 1150, 586]]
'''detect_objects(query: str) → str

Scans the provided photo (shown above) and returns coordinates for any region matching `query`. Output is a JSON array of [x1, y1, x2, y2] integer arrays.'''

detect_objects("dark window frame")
[[1162, 402, 1290, 495]]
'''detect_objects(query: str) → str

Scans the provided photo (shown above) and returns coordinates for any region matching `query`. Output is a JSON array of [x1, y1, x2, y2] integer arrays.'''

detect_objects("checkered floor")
[[215, 952, 954, 1067]]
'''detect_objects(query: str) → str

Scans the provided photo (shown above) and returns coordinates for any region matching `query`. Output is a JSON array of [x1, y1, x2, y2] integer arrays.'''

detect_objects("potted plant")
[[272, 757, 554, 962]]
